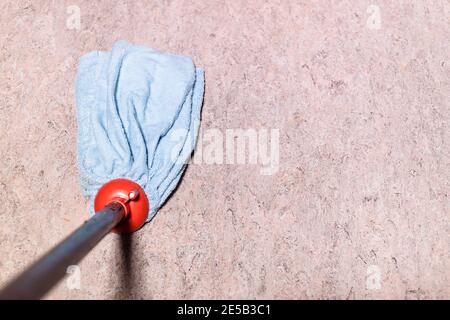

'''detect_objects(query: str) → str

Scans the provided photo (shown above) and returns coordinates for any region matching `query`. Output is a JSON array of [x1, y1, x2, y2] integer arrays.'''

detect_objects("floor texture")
[[0, 0, 449, 299]]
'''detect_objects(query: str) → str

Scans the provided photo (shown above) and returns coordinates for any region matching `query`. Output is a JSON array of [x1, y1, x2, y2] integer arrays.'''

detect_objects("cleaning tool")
[[77, 40, 204, 221], [0, 41, 204, 299]]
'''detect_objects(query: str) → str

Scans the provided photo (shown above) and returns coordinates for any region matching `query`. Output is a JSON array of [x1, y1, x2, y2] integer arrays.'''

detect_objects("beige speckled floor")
[[0, 0, 449, 299]]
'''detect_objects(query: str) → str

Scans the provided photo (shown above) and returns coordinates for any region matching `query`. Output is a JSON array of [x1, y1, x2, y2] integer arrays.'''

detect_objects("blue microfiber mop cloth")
[[75, 41, 204, 221]]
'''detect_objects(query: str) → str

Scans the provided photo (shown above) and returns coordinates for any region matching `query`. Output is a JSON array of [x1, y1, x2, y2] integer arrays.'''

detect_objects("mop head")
[[75, 41, 204, 221]]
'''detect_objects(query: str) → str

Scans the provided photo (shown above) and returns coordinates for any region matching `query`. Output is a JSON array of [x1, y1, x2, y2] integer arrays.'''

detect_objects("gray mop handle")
[[0, 202, 125, 300]]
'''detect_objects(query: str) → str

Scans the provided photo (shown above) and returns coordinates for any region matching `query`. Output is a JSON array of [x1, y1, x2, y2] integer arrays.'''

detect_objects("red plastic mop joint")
[[94, 178, 149, 233]]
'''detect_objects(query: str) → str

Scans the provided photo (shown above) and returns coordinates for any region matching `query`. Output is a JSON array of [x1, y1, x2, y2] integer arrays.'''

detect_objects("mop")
[[76, 40, 204, 223], [0, 41, 204, 299]]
